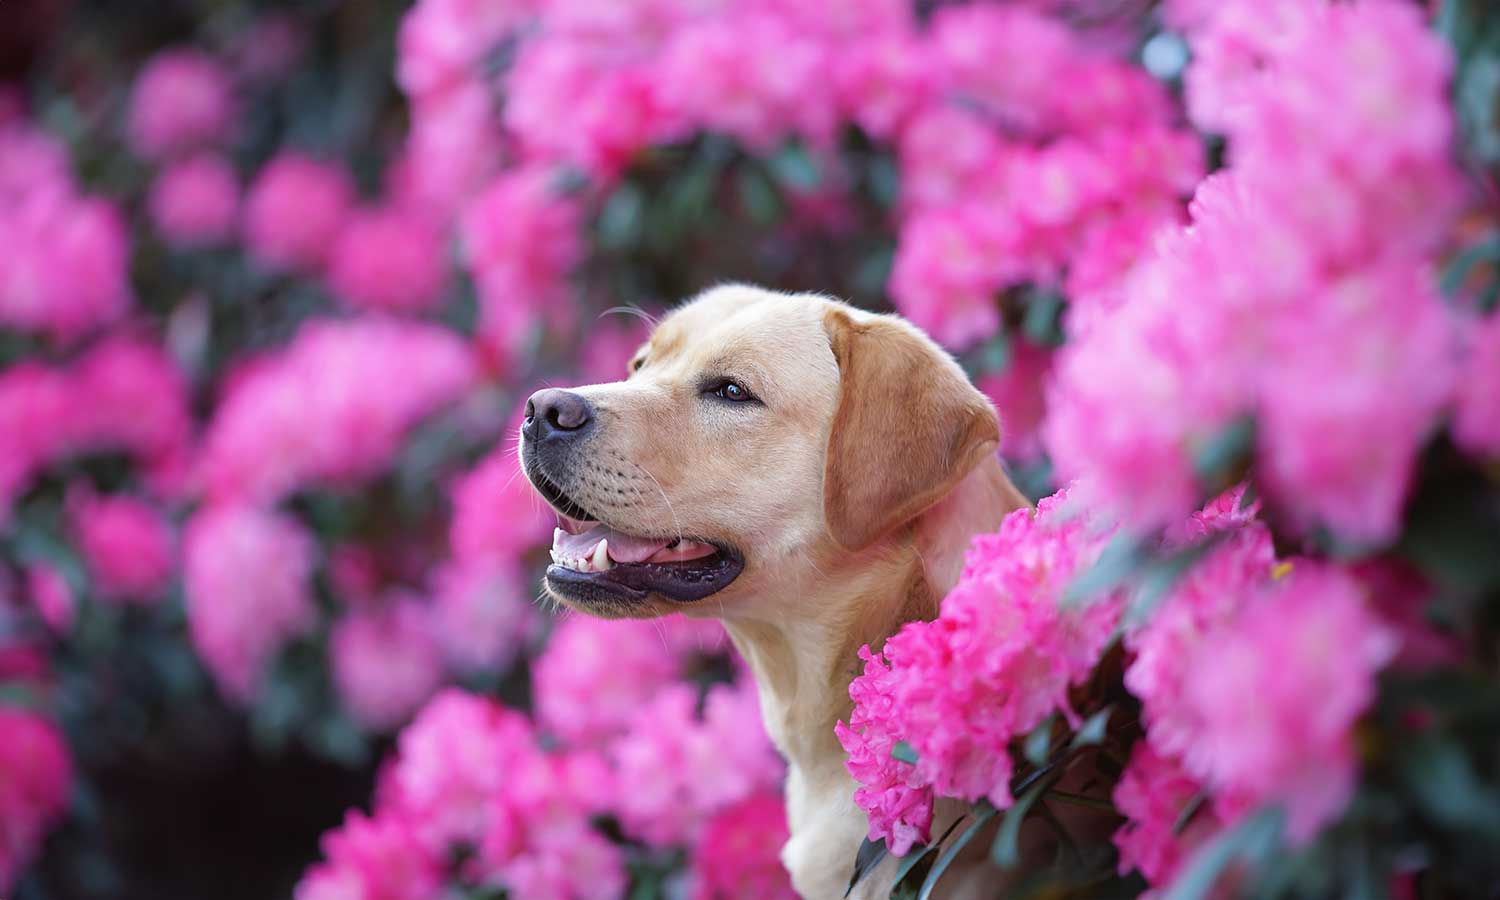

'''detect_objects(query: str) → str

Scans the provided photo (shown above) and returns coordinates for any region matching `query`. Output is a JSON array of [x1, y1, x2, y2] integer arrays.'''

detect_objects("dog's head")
[[520, 285, 1000, 619]]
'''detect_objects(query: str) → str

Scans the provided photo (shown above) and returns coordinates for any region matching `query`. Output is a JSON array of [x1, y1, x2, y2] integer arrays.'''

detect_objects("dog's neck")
[[721, 455, 1028, 898]]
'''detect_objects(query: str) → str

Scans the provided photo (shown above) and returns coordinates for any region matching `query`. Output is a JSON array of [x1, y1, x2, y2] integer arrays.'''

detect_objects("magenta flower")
[[148, 153, 239, 247], [0, 710, 72, 893], [127, 48, 235, 159], [689, 791, 797, 900], [66, 488, 176, 603], [242, 153, 355, 273], [183, 504, 317, 702], [327, 207, 448, 313]]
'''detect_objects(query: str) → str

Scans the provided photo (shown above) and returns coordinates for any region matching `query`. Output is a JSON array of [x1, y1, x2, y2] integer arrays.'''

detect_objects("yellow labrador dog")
[[520, 285, 1029, 898]]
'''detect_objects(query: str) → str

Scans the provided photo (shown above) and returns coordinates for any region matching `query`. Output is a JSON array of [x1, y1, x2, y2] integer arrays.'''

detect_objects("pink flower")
[[1113, 743, 1241, 889], [0, 189, 131, 344], [0, 122, 71, 205], [242, 153, 355, 272], [400, 83, 504, 224], [148, 153, 239, 246], [380, 689, 534, 851], [428, 561, 534, 673], [66, 489, 175, 602], [532, 615, 683, 747], [201, 318, 476, 504], [503, 36, 681, 179], [460, 167, 582, 372], [1124, 523, 1277, 763], [295, 810, 444, 900], [611, 680, 785, 847], [184, 504, 317, 702], [397, 0, 529, 103], [690, 792, 797, 900], [656, 14, 837, 150], [127, 49, 235, 159], [0, 338, 191, 521], [1454, 312, 1500, 459], [447, 443, 553, 565], [0, 710, 72, 892], [331, 596, 446, 732], [327, 207, 448, 313], [976, 340, 1053, 463], [838, 487, 1123, 852], [1179, 563, 1396, 842], [25, 565, 75, 634]]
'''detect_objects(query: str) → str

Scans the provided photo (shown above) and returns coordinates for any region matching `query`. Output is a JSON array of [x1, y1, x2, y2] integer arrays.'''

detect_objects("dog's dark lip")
[[524, 458, 599, 524], [545, 543, 744, 605]]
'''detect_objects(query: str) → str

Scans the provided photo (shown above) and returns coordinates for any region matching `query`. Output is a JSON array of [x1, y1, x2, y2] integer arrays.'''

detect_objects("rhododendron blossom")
[[327, 207, 448, 313], [127, 49, 235, 159], [689, 792, 797, 900], [200, 318, 476, 504], [0, 337, 191, 521], [66, 489, 176, 602], [148, 153, 240, 246], [331, 596, 446, 732], [1046, 1, 1465, 543], [184, 504, 317, 701], [532, 614, 683, 747], [611, 680, 785, 847], [0, 710, 72, 892], [242, 152, 355, 273], [838, 487, 1122, 853]]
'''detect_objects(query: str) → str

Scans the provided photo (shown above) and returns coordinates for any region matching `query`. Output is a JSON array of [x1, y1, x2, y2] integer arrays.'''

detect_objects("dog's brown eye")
[[709, 380, 755, 402]]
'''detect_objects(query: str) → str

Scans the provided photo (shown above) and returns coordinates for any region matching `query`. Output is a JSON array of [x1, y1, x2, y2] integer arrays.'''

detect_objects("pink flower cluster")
[[184, 504, 317, 701], [149, 153, 240, 247], [0, 122, 132, 344], [1046, 0, 1466, 544], [0, 710, 72, 892], [299, 682, 787, 899], [242, 153, 355, 274], [837, 487, 1123, 854], [66, 487, 176, 603], [888, 6, 1201, 349], [200, 317, 477, 505], [0, 336, 192, 522], [1116, 512, 1397, 885], [393, 0, 1200, 372], [689, 791, 797, 900], [127, 49, 235, 160]]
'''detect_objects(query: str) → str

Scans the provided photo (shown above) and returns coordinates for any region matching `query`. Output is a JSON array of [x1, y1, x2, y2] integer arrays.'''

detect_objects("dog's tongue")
[[551, 524, 715, 564]]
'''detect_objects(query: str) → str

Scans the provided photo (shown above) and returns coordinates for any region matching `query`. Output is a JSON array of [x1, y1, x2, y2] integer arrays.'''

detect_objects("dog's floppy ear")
[[822, 308, 1000, 551]]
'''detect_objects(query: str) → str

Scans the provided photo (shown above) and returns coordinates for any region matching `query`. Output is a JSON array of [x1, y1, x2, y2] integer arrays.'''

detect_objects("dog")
[[520, 284, 1030, 898]]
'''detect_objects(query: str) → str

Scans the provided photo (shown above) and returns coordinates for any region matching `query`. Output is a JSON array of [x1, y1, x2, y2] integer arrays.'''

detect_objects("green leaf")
[[737, 167, 782, 224], [1021, 290, 1065, 347], [917, 804, 1000, 900], [1191, 415, 1255, 493], [846, 837, 889, 897], [889, 843, 940, 900], [892, 741, 919, 765], [598, 182, 646, 250], [1070, 707, 1112, 748], [991, 772, 1060, 868], [1399, 736, 1500, 839], [1064, 532, 1146, 607], [767, 142, 821, 190], [1439, 236, 1500, 298], [1162, 807, 1282, 900], [1024, 715, 1054, 766]]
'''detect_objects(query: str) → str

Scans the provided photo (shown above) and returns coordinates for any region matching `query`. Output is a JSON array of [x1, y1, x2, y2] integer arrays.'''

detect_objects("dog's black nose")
[[524, 388, 594, 441]]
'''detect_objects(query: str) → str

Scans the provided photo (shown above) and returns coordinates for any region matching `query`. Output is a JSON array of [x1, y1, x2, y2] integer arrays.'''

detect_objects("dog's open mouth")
[[529, 468, 743, 605]]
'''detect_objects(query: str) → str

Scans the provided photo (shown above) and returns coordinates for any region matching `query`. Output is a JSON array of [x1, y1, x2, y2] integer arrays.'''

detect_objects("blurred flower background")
[[2, 0, 1500, 898]]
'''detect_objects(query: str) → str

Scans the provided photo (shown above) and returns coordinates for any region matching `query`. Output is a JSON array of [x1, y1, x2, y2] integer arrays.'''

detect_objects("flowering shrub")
[[2, 0, 1499, 898]]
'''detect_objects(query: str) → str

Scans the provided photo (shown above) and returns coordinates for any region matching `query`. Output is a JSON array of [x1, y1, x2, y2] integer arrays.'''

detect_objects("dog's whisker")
[[599, 305, 659, 327], [631, 460, 683, 545]]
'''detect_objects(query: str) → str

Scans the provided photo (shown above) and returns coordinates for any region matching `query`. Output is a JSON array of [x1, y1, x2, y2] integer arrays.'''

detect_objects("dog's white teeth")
[[593, 539, 612, 571]]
